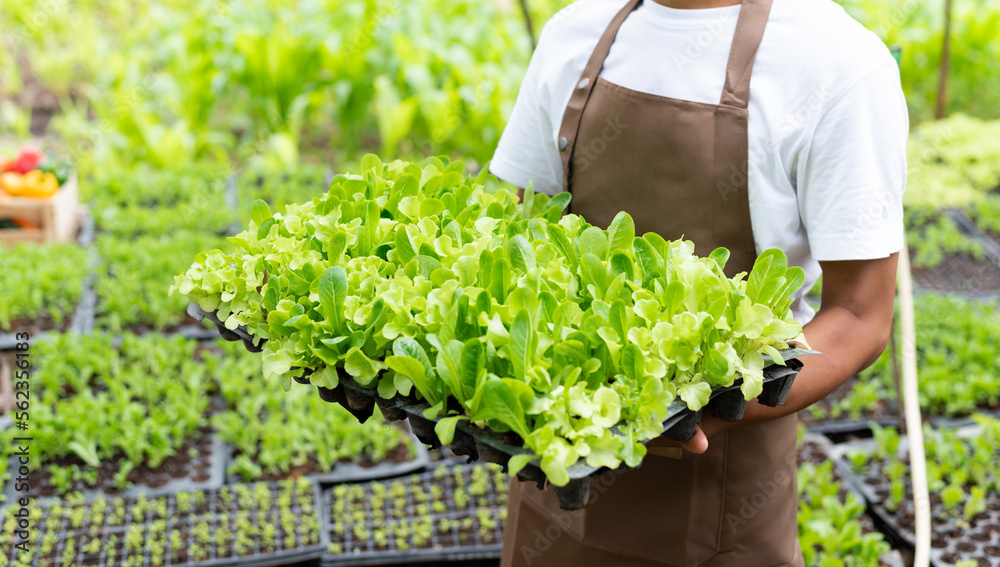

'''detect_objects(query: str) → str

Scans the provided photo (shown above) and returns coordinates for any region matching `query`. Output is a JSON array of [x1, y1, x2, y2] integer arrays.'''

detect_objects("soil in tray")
[[2, 313, 73, 335], [94, 310, 208, 335], [796, 438, 883, 538], [26, 424, 218, 498], [910, 249, 1000, 294]]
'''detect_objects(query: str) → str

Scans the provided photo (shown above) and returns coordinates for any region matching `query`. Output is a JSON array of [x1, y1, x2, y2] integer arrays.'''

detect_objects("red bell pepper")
[[1, 146, 46, 174]]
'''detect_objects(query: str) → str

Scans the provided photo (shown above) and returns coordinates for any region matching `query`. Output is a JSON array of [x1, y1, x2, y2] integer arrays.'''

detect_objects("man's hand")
[[647, 254, 900, 455]]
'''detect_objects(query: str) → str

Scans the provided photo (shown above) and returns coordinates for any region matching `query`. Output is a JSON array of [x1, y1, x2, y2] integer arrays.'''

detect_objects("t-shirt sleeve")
[[489, 33, 564, 196], [797, 61, 909, 262]]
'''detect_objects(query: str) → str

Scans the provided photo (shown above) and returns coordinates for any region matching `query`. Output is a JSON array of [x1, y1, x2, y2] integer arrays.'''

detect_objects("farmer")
[[489, 0, 906, 565]]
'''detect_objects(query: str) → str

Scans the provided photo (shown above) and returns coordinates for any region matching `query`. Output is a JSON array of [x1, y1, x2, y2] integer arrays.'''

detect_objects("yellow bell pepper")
[[0, 170, 58, 198], [0, 172, 25, 196]]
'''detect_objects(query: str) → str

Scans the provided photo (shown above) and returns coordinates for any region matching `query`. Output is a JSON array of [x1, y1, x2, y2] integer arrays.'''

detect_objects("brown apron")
[[501, 1, 804, 566]]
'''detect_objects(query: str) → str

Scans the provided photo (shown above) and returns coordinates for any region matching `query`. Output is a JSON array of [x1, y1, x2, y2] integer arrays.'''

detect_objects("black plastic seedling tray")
[[224, 431, 431, 486], [0, 213, 97, 348], [1, 478, 328, 567], [190, 303, 817, 510], [2, 433, 228, 506], [829, 428, 1000, 566], [321, 462, 506, 566], [797, 433, 910, 566]]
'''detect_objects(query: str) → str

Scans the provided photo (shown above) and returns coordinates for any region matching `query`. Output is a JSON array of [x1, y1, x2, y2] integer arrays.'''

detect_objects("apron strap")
[[558, 0, 642, 192], [719, 0, 774, 109]]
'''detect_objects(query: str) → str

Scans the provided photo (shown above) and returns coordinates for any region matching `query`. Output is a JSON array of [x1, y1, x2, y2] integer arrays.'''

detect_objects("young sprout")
[[84, 536, 100, 556], [175, 491, 192, 515], [942, 484, 965, 513], [964, 486, 987, 521]]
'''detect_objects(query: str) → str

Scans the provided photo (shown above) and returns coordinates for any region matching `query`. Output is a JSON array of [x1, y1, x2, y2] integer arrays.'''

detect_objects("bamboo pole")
[[897, 246, 930, 567]]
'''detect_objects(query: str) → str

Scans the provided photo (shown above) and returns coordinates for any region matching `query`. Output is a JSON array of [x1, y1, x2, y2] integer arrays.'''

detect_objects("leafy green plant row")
[[205, 341, 413, 482], [899, 116, 1000, 270], [904, 115, 1000, 211], [0, 243, 90, 333], [84, 163, 339, 331], [89, 163, 236, 238], [0, 332, 418, 499], [174, 155, 805, 485], [851, 418, 1000, 515], [846, 294, 1000, 418], [905, 209, 984, 270], [0, 333, 214, 497], [968, 195, 1000, 240], [95, 231, 233, 331], [235, 164, 331, 226], [797, 460, 891, 566]]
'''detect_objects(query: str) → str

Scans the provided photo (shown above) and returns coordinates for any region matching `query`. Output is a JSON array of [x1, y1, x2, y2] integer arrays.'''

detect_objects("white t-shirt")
[[490, 0, 908, 324]]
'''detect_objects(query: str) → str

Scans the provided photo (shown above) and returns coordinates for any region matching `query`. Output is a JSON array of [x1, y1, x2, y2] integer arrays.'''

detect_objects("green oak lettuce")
[[172, 154, 805, 485]]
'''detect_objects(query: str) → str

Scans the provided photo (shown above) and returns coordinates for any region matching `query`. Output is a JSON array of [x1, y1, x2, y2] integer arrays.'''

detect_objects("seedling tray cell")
[[189, 303, 816, 510], [321, 462, 507, 566], [828, 427, 1000, 566]]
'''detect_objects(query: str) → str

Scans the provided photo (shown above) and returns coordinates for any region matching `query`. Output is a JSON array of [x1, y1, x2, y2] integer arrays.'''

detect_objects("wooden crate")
[[0, 171, 83, 246]]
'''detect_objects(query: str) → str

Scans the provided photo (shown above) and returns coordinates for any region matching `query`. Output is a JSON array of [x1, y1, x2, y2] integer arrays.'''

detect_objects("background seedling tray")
[[190, 303, 816, 510], [223, 431, 431, 486], [321, 462, 506, 566], [1, 479, 328, 567], [3, 433, 228, 506], [797, 432, 909, 565], [829, 428, 1000, 566]]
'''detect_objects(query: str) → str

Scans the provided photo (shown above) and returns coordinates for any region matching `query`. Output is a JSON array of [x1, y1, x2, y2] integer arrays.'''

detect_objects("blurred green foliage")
[[5, 0, 993, 175], [0, 0, 537, 173], [838, 0, 1000, 124]]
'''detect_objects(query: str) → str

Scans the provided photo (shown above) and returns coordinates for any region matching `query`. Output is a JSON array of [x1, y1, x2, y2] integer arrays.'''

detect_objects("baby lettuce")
[[172, 154, 804, 485]]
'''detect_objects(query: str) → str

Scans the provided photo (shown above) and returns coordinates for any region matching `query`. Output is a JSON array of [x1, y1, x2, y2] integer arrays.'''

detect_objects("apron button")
[[558, 137, 568, 151], [577, 77, 590, 90]]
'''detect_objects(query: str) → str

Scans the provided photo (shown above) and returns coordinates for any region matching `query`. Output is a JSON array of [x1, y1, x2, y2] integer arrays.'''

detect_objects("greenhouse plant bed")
[[797, 432, 903, 566], [911, 250, 1000, 296], [949, 208, 1000, 265], [192, 296, 814, 510], [2, 427, 228, 504], [828, 424, 1000, 567], [0, 478, 327, 567], [321, 462, 506, 566], [801, 372, 903, 440], [911, 209, 1000, 296], [223, 431, 430, 486]]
